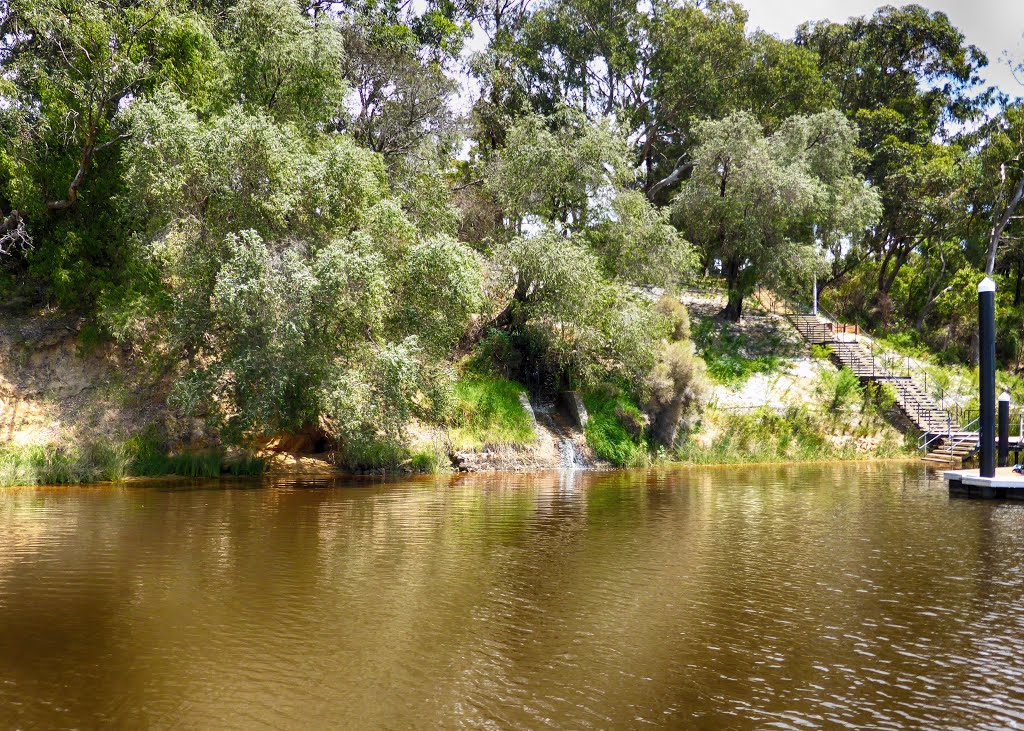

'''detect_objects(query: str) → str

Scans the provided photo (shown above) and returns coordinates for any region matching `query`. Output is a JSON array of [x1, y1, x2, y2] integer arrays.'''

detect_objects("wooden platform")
[[944, 467, 1024, 499]]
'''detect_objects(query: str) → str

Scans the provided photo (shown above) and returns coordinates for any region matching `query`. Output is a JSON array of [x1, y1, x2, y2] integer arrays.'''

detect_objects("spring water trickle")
[[561, 437, 578, 470]]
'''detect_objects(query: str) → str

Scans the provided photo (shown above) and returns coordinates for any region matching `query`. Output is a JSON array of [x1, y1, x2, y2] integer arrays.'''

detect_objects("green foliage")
[[587, 190, 694, 285], [119, 87, 481, 453], [876, 331, 931, 360], [120, 92, 388, 244], [653, 295, 691, 341], [0, 435, 264, 487], [496, 230, 670, 391], [488, 109, 633, 231], [645, 340, 709, 446], [674, 406, 883, 464], [319, 339, 458, 468], [468, 329, 522, 377], [819, 367, 863, 411], [0, 445, 95, 486], [409, 447, 447, 474], [673, 110, 880, 320], [2, 0, 1018, 473], [583, 391, 650, 467], [865, 382, 898, 412], [225, 0, 346, 126], [810, 344, 833, 360], [449, 376, 536, 450], [692, 319, 783, 383]]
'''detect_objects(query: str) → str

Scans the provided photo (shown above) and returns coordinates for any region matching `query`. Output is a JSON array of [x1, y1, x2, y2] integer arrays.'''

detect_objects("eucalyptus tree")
[[672, 111, 880, 321], [225, 0, 346, 127], [796, 5, 989, 306], [979, 102, 1024, 277], [0, 0, 219, 298], [641, 2, 832, 200], [330, 1, 469, 165], [487, 110, 633, 232], [463, 0, 535, 151]]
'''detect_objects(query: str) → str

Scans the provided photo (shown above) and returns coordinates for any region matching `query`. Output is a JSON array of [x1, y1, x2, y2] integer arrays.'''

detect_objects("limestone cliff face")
[[0, 312, 204, 450]]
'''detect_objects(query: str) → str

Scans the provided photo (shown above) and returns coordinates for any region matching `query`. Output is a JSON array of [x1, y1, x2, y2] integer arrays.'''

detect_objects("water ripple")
[[2, 464, 1024, 728]]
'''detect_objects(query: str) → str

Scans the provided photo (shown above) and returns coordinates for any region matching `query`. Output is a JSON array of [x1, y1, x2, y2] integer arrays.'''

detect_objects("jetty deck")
[[945, 467, 1024, 499]]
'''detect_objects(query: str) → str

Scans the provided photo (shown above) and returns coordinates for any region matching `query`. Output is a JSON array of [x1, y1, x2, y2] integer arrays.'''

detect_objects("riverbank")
[[0, 297, 920, 487], [0, 437, 921, 487]]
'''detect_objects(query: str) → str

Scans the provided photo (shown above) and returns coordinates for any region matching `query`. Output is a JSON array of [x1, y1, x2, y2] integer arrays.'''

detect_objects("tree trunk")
[[986, 167, 1024, 275], [915, 247, 947, 331], [720, 258, 743, 322], [1015, 256, 1023, 307]]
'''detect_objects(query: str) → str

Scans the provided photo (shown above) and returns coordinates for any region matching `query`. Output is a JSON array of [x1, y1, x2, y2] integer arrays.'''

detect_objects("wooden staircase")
[[788, 314, 979, 465]]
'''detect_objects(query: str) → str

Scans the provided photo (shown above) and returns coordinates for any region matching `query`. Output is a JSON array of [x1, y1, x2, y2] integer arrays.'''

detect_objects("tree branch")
[[986, 166, 1024, 275], [46, 130, 129, 212], [646, 156, 694, 200]]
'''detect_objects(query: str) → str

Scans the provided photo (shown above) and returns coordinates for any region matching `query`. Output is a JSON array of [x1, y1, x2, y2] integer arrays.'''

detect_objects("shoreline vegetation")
[[0, 442, 922, 489], [1, 2, 1020, 487]]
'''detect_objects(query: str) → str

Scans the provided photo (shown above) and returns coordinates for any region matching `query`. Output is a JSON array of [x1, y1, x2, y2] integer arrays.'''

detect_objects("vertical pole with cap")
[[979, 277, 997, 478], [999, 391, 1011, 468]]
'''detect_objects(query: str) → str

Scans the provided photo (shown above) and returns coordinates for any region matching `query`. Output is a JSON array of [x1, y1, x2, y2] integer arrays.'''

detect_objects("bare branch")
[[0, 210, 32, 257], [646, 156, 694, 200]]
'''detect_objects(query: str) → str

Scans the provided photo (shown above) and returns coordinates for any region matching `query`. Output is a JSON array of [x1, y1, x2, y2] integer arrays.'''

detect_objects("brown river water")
[[1, 462, 1023, 729]]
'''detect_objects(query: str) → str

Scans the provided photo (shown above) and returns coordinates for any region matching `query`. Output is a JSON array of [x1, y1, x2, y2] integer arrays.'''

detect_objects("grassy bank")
[[448, 375, 536, 451], [0, 436, 265, 487], [583, 391, 650, 467], [674, 406, 914, 465]]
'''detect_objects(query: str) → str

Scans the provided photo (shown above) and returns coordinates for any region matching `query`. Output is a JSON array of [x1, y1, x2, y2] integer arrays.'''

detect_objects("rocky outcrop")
[[0, 310, 200, 449]]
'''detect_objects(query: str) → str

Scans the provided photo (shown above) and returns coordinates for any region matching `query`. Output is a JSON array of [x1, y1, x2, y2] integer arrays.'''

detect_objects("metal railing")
[[787, 307, 969, 452], [774, 291, 1015, 459], [919, 416, 980, 456]]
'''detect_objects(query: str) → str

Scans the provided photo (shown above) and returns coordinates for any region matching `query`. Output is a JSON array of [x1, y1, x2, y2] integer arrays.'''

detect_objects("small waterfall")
[[533, 397, 585, 471], [561, 437, 578, 470]]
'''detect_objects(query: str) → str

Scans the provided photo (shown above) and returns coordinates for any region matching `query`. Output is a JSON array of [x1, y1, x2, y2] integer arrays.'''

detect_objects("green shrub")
[[819, 367, 863, 411], [874, 382, 898, 411], [811, 344, 833, 360], [645, 340, 708, 446], [583, 391, 650, 467], [653, 295, 691, 341], [877, 331, 930, 360], [469, 328, 522, 376], [409, 447, 446, 473]]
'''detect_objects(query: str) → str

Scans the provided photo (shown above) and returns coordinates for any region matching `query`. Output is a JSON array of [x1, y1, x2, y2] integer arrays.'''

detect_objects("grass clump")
[[675, 405, 913, 465], [0, 445, 94, 486], [0, 430, 265, 487], [409, 447, 446, 473], [126, 428, 265, 478], [583, 391, 650, 467], [692, 319, 784, 384], [449, 375, 536, 450], [819, 367, 863, 411]]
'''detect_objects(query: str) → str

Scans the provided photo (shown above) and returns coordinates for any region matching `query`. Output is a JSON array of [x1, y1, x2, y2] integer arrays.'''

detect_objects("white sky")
[[740, 0, 1024, 96]]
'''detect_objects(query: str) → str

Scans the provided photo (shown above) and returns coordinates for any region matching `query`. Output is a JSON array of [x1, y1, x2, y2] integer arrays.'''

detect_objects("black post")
[[999, 392, 1010, 468], [979, 277, 997, 478]]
